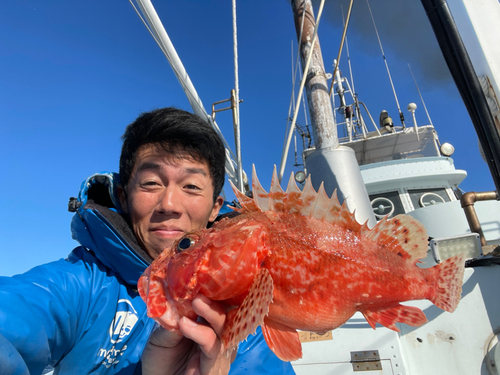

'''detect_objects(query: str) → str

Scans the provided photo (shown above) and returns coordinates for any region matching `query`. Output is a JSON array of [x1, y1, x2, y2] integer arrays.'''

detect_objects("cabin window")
[[408, 188, 451, 209], [369, 191, 405, 220]]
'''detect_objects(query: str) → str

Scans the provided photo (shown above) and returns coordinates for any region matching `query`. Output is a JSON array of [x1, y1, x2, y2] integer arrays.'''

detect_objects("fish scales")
[[138, 166, 465, 362], [260, 210, 433, 333]]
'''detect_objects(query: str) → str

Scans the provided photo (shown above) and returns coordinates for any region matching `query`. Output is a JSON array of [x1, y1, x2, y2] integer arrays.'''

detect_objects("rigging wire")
[[300, 67, 310, 134], [328, 0, 354, 98], [291, 42, 299, 166], [279, 0, 326, 183], [366, 0, 406, 127], [284, 8, 307, 159], [342, 4, 356, 97], [408, 64, 434, 127], [294, 56, 312, 166], [291, 42, 296, 110], [290, 40, 311, 167]]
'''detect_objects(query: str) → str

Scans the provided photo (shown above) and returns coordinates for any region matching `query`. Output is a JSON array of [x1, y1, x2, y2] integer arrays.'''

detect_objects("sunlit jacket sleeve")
[[0, 254, 93, 374]]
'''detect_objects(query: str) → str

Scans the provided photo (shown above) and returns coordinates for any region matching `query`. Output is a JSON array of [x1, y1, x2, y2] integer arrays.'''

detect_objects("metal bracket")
[[68, 197, 82, 212], [306, 68, 328, 83], [351, 350, 382, 372]]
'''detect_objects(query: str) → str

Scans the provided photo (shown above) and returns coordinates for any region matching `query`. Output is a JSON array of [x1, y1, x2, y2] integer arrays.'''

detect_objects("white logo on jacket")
[[109, 299, 139, 344]]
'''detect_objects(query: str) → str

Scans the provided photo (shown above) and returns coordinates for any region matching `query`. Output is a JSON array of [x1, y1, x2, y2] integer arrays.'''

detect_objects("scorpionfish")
[[138, 167, 465, 361]]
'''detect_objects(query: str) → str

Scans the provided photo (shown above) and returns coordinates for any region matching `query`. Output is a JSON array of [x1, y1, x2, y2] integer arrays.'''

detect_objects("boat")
[[131, 0, 500, 373], [287, 2, 500, 374]]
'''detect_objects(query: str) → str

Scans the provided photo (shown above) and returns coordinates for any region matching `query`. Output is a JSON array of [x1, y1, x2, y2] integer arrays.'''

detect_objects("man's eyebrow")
[[135, 163, 207, 176], [184, 167, 207, 176], [136, 162, 161, 173]]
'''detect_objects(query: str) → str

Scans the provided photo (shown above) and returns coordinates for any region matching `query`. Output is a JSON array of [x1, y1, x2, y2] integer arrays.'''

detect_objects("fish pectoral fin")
[[261, 318, 302, 362], [222, 268, 274, 351], [362, 304, 427, 332], [141, 274, 168, 318]]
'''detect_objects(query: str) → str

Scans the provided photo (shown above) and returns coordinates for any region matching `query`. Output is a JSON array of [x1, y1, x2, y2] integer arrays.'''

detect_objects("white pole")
[[131, 0, 240, 188], [232, 0, 244, 192]]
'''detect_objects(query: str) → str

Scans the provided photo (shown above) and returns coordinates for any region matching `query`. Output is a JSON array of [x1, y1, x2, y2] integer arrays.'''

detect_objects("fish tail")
[[430, 253, 465, 312]]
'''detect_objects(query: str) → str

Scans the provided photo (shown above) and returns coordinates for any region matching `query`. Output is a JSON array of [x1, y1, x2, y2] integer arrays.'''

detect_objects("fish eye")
[[177, 237, 195, 252]]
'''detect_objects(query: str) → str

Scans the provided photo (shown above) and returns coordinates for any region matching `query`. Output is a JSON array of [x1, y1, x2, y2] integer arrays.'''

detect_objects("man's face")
[[118, 144, 224, 259]]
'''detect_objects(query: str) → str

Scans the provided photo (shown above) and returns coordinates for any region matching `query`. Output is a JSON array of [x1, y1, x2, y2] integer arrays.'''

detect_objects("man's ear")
[[209, 196, 225, 222], [117, 185, 128, 214]]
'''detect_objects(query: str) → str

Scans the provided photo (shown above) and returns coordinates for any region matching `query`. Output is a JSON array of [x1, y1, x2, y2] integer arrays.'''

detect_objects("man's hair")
[[119, 107, 225, 202]]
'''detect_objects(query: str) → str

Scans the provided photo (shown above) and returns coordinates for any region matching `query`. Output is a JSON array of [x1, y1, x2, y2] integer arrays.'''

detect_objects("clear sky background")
[[0, 1, 495, 277]]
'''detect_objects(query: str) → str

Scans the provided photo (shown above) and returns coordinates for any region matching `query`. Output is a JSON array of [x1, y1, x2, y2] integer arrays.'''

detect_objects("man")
[[0, 108, 295, 374]]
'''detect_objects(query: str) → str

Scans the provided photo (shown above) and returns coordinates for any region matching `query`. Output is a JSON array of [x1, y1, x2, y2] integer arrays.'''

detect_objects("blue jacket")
[[0, 172, 295, 374]]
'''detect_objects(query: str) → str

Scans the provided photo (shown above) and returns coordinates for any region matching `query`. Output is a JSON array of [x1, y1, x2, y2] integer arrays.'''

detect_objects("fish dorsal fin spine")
[[363, 214, 428, 262], [252, 165, 270, 212], [283, 172, 303, 215], [299, 177, 316, 217], [231, 166, 363, 231], [269, 166, 286, 212], [232, 168, 427, 260], [311, 182, 329, 220], [230, 180, 257, 212]]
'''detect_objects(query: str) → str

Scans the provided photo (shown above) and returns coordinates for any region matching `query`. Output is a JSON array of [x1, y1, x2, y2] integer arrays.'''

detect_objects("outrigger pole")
[[421, 0, 500, 193], [129, 0, 244, 193]]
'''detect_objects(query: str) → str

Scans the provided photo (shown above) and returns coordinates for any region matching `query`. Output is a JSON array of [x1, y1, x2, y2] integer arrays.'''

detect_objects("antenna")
[[407, 102, 420, 140], [366, 0, 406, 128], [408, 64, 434, 127]]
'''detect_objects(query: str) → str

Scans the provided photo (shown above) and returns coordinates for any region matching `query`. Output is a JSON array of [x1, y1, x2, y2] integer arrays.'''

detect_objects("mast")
[[291, 0, 337, 149], [291, 0, 377, 227]]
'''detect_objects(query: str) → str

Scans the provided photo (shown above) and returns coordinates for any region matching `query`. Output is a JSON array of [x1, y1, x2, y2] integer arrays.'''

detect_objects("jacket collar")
[[70, 172, 152, 286]]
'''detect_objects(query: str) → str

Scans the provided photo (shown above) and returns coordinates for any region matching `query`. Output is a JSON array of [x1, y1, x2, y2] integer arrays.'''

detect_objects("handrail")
[[460, 190, 499, 246]]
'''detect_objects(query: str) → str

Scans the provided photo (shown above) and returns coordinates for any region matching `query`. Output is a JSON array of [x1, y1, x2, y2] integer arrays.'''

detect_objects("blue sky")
[[0, 1, 494, 277]]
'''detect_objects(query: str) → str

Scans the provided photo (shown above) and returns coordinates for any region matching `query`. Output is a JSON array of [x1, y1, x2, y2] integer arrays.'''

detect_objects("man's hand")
[[141, 294, 231, 375]]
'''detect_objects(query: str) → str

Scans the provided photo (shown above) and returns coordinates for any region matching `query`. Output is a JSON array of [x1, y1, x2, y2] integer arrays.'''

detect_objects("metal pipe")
[[460, 191, 499, 246], [358, 101, 381, 135], [230, 89, 244, 192], [231, 0, 244, 192]]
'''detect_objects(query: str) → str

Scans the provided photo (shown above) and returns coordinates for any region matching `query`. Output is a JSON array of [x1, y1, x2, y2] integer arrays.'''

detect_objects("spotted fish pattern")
[[138, 166, 465, 361]]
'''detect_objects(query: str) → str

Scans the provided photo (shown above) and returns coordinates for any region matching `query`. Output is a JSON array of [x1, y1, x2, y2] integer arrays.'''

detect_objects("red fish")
[[138, 167, 465, 361]]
